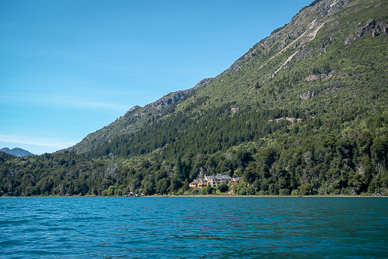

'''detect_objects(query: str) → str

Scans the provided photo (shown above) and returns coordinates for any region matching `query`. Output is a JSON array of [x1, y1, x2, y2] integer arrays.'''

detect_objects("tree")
[[156, 178, 169, 194], [217, 183, 229, 193]]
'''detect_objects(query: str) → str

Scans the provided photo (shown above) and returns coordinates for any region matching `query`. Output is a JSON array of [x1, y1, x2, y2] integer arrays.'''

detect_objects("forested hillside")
[[1, 0, 387, 196]]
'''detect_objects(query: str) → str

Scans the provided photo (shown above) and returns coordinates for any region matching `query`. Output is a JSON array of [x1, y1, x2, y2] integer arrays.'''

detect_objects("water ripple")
[[0, 197, 387, 258]]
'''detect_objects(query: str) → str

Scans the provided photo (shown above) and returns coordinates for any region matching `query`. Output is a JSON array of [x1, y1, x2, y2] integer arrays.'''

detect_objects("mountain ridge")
[[69, 0, 351, 155], [68, 78, 213, 154], [83, 0, 386, 157]]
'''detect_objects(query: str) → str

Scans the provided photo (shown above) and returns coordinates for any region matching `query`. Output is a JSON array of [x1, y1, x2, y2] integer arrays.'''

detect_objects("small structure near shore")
[[123, 192, 144, 197], [189, 174, 241, 188]]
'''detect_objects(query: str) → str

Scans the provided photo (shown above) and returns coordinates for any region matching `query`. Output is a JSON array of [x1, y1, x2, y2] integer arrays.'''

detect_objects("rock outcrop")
[[345, 18, 388, 45], [300, 90, 316, 100]]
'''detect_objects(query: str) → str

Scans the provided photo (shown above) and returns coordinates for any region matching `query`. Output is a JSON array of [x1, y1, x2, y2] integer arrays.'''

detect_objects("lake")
[[1, 197, 387, 258]]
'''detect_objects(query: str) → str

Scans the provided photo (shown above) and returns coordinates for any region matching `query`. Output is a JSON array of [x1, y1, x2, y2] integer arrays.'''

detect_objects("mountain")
[[1, 0, 387, 197], [68, 83, 206, 154], [0, 147, 35, 157], [69, 0, 387, 158]]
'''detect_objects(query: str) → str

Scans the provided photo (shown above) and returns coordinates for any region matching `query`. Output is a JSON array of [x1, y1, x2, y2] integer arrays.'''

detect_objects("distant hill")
[[0, 147, 35, 157]]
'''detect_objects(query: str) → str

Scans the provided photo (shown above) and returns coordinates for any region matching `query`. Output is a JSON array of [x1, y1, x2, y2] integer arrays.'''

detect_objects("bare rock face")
[[305, 70, 336, 81], [305, 74, 320, 81], [229, 0, 352, 73], [144, 79, 213, 112], [356, 18, 387, 38], [345, 18, 388, 45], [146, 91, 186, 111], [193, 78, 212, 90], [231, 107, 239, 114], [300, 90, 316, 100], [268, 117, 302, 123], [123, 105, 141, 117]]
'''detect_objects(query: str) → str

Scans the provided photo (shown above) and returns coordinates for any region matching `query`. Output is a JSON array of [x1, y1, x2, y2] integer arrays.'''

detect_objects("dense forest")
[[1, 107, 387, 196], [1, 0, 387, 196]]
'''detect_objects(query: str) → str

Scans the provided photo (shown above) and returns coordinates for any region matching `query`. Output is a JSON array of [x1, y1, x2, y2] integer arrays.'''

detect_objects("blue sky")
[[0, 0, 312, 155]]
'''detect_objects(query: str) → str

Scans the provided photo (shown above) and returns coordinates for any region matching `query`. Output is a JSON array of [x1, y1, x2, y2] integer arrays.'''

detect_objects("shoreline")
[[1, 194, 386, 198]]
